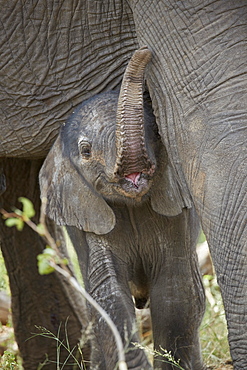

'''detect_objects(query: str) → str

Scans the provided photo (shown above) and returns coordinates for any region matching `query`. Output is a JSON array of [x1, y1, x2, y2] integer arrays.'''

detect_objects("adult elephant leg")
[[68, 227, 152, 369], [149, 209, 205, 370], [0, 158, 90, 369], [130, 1, 247, 367], [194, 160, 247, 369]]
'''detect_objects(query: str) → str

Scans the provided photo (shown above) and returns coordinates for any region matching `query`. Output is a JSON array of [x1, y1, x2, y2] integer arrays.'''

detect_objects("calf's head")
[[40, 47, 184, 235]]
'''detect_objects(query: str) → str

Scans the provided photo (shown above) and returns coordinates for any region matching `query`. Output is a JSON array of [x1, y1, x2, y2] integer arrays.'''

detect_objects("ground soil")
[[213, 362, 233, 370]]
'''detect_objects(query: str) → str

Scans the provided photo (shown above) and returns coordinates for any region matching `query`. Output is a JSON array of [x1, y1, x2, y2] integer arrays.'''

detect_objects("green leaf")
[[37, 248, 68, 275], [37, 253, 55, 275], [5, 218, 24, 231], [5, 218, 19, 227], [38, 258, 55, 275], [18, 197, 35, 219], [37, 247, 57, 275]]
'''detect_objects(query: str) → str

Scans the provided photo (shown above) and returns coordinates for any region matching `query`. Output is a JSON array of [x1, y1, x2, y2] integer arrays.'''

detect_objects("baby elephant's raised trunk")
[[114, 46, 154, 181]]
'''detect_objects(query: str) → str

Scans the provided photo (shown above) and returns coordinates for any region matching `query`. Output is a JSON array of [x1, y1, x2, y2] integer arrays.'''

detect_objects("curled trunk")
[[114, 46, 154, 179]]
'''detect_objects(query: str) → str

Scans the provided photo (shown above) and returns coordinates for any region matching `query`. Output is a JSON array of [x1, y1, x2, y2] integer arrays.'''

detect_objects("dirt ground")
[[0, 290, 234, 370], [0, 323, 234, 369], [212, 362, 233, 370]]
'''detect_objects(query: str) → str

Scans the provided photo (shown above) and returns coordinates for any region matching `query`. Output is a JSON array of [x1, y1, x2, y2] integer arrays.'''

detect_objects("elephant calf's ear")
[[39, 136, 116, 235], [150, 151, 192, 216]]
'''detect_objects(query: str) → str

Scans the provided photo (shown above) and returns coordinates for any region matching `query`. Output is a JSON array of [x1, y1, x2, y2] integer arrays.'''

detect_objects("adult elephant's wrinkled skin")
[[0, 1, 246, 369]]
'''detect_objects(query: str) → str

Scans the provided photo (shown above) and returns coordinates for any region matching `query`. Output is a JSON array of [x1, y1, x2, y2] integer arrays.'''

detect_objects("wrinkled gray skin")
[[40, 87, 205, 370], [0, 1, 246, 369]]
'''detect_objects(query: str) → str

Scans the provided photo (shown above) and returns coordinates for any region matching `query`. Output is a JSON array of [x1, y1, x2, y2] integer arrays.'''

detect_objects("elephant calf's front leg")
[[85, 233, 152, 370]]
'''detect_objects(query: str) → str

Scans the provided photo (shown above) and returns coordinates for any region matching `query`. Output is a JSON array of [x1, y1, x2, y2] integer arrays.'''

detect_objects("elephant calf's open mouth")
[[117, 171, 154, 200], [125, 172, 141, 187]]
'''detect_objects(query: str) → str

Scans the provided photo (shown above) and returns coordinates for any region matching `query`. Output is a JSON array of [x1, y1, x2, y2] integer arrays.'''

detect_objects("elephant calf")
[[40, 48, 206, 370]]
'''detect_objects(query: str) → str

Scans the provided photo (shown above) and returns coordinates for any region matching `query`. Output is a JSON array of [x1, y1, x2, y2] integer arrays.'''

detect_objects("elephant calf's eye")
[[79, 141, 92, 159]]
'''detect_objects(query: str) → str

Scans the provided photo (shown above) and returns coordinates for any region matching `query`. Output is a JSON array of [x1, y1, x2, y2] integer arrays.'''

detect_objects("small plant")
[[29, 321, 89, 370], [0, 350, 19, 370], [3, 197, 35, 231], [37, 246, 68, 275], [133, 343, 185, 369]]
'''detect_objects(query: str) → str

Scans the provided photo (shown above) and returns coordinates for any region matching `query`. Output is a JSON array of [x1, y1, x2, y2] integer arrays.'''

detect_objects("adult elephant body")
[[0, 0, 246, 369], [133, 2, 247, 368]]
